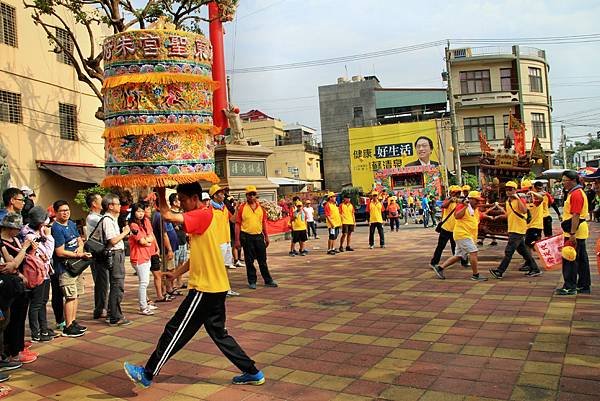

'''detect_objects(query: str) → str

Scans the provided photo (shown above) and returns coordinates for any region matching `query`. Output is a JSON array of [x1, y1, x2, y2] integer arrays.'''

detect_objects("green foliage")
[[340, 186, 361, 208], [461, 170, 479, 190], [73, 186, 110, 212]]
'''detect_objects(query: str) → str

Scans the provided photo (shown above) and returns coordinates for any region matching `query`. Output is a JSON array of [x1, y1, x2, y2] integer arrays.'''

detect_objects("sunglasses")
[[247, 192, 257, 197]]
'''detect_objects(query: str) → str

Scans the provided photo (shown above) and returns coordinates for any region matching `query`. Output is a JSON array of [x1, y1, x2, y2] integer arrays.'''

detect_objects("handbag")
[[435, 207, 456, 233], [150, 254, 161, 272], [84, 216, 108, 259], [64, 258, 93, 277]]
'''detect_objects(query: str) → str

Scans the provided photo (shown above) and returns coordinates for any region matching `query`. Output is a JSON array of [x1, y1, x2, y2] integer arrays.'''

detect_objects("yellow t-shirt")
[[528, 201, 544, 230], [183, 208, 230, 293], [340, 203, 355, 225], [212, 207, 232, 244], [562, 187, 589, 239], [368, 201, 383, 223], [441, 201, 458, 232], [542, 194, 550, 218], [408, 196, 414, 206], [290, 209, 307, 231], [506, 198, 528, 235], [238, 203, 264, 235], [325, 201, 342, 228], [453, 205, 480, 242]]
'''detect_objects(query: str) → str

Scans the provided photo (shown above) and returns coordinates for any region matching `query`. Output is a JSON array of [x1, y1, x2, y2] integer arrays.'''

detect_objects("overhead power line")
[[227, 33, 600, 74]]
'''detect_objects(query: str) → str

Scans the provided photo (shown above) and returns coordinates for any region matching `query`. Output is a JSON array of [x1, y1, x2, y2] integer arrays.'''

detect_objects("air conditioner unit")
[[451, 48, 472, 59]]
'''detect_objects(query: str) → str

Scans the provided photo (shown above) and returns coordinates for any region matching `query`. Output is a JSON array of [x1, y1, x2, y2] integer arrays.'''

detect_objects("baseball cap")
[[201, 193, 210, 201], [461, 185, 471, 191], [521, 179, 532, 189], [505, 181, 518, 189], [294, 200, 303, 206], [245, 185, 257, 193], [467, 191, 484, 200]]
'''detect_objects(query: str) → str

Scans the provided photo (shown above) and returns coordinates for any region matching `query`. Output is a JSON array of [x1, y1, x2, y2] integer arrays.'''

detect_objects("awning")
[[37, 160, 105, 184], [268, 177, 307, 186]]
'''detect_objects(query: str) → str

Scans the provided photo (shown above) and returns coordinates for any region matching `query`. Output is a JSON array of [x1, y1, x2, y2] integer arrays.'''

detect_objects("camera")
[[130, 229, 139, 235], [33, 237, 47, 243]]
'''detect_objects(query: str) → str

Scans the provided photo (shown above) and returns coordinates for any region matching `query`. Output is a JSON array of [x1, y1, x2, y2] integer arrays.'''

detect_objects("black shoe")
[[72, 321, 87, 332], [288, 251, 296, 257], [300, 250, 308, 256], [525, 270, 542, 277], [490, 241, 498, 246], [338, 247, 344, 252], [555, 288, 576, 296], [63, 324, 85, 338], [0, 372, 8, 383], [380, 245, 385, 248], [327, 250, 335, 255], [477, 241, 483, 246], [0, 360, 22, 372], [31, 333, 53, 343], [264, 281, 278, 288], [471, 274, 488, 282], [489, 269, 503, 279], [42, 329, 60, 338], [345, 246, 354, 251], [518, 265, 530, 272], [333, 249, 339, 253], [292, 250, 299, 255], [431, 264, 445, 280], [577, 287, 591, 294]]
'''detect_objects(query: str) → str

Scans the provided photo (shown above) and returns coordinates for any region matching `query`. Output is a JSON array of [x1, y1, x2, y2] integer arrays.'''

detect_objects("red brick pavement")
[[4, 222, 600, 400]]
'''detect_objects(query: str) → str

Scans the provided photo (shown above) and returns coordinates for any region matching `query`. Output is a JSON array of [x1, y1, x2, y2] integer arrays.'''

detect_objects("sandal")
[[154, 296, 171, 303], [167, 289, 182, 296], [165, 294, 175, 301]]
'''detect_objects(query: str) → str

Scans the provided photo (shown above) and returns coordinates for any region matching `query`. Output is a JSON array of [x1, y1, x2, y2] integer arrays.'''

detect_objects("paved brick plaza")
[[7, 223, 600, 401]]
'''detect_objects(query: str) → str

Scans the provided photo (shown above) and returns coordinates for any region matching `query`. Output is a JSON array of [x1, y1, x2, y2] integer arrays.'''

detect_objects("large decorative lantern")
[[101, 28, 219, 187]]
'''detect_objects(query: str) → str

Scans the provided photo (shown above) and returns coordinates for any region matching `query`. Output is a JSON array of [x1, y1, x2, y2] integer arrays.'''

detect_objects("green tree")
[[565, 137, 600, 169], [24, 0, 238, 119], [73, 185, 110, 212], [461, 170, 479, 190]]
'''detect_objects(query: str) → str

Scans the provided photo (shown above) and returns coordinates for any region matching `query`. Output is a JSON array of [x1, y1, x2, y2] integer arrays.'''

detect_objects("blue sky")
[[211, 0, 600, 148]]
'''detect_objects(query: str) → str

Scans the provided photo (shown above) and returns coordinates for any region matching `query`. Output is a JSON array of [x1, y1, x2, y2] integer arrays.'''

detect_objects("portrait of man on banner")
[[405, 136, 440, 167]]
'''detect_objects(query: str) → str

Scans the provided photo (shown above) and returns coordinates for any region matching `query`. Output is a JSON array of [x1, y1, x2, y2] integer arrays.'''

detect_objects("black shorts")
[[328, 227, 340, 240], [292, 230, 308, 243], [342, 224, 355, 234], [150, 255, 161, 272], [525, 228, 542, 247]]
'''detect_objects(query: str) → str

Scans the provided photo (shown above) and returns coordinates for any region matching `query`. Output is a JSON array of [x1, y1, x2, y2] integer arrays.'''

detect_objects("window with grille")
[[59, 103, 78, 140], [55, 27, 74, 65], [463, 116, 495, 142], [0, 2, 17, 47], [0, 90, 22, 124], [459, 70, 491, 94], [528, 67, 543, 93], [532, 113, 546, 138], [503, 114, 510, 138]]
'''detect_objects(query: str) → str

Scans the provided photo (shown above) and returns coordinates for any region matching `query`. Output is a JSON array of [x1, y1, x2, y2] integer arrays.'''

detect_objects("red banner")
[[534, 234, 564, 271], [266, 217, 291, 235], [513, 128, 526, 156]]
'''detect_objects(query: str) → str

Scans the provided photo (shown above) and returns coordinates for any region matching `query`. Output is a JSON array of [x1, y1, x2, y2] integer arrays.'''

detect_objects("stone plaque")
[[229, 160, 265, 177]]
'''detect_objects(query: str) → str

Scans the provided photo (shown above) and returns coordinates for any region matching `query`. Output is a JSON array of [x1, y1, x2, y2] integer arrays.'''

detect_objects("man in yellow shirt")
[[324, 192, 342, 255], [124, 183, 265, 388], [338, 194, 356, 252], [289, 200, 308, 256], [520, 180, 544, 273], [234, 186, 277, 289], [430, 185, 462, 268], [368, 191, 385, 249], [490, 181, 541, 279], [555, 170, 590, 295], [432, 191, 488, 281]]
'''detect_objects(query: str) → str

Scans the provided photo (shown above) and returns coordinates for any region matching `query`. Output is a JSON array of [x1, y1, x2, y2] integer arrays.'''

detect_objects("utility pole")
[[561, 125, 568, 169], [445, 41, 462, 184]]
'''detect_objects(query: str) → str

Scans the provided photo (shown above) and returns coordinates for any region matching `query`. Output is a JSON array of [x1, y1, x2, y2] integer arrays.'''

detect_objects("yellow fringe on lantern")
[[102, 72, 218, 90], [103, 123, 219, 139], [101, 172, 219, 189]]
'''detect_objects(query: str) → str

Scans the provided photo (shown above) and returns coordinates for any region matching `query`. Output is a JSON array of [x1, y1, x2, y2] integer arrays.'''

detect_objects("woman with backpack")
[[21, 207, 55, 342], [0, 213, 37, 364], [129, 203, 160, 315]]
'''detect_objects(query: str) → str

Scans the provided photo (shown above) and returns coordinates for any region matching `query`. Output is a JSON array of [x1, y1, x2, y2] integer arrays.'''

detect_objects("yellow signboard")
[[349, 120, 444, 194]]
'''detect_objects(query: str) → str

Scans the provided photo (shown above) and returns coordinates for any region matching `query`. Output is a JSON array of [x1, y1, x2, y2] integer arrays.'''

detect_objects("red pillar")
[[209, 1, 228, 135]]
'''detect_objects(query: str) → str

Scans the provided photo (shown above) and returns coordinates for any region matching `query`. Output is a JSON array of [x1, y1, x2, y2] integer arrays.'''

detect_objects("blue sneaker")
[[232, 370, 265, 385], [124, 362, 152, 388]]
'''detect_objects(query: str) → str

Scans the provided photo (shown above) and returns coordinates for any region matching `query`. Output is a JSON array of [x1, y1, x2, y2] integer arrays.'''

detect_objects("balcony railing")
[[454, 90, 520, 108], [450, 45, 546, 61]]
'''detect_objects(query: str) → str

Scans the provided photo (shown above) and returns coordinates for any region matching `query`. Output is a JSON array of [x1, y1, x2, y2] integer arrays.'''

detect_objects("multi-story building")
[[318, 76, 448, 190], [447, 45, 553, 174], [240, 110, 323, 193], [0, 0, 105, 216]]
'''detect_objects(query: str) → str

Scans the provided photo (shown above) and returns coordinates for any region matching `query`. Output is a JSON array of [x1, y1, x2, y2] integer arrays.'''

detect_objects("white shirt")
[[85, 211, 102, 240], [102, 214, 124, 250], [303, 206, 315, 222]]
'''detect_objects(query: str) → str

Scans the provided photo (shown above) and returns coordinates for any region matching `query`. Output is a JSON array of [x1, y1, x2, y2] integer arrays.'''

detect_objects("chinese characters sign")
[[374, 143, 413, 159], [229, 160, 265, 177], [534, 234, 563, 271]]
